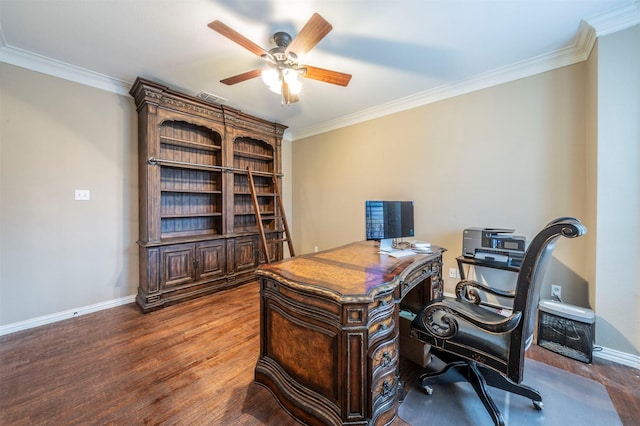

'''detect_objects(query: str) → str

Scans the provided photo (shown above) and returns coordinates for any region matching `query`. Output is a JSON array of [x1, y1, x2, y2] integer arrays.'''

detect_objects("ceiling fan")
[[208, 13, 352, 105]]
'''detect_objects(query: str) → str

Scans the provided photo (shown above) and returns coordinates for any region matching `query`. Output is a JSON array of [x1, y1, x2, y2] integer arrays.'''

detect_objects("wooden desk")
[[254, 241, 445, 425]]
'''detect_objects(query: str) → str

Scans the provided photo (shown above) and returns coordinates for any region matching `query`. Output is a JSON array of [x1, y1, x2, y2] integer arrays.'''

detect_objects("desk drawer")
[[368, 291, 395, 343], [370, 336, 398, 378], [368, 291, 394, 316], [370, 368, 398, 417], [369, 312, 395, 342]]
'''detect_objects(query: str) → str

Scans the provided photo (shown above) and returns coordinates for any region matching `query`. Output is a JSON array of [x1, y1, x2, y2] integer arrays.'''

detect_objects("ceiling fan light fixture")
[[282, 68, 298, 84], [261, 68, 279, 87], [269, 83, 282, 94], [262, 66, 301, 95], [288, 79, 302, 94]]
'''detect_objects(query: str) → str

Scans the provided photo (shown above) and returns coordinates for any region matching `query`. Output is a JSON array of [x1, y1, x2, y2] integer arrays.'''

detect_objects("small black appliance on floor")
[[538, 299, 595, 363]]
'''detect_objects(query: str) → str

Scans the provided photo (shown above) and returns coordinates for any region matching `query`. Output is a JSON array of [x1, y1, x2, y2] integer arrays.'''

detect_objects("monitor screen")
[[365, 200, 415, 240]]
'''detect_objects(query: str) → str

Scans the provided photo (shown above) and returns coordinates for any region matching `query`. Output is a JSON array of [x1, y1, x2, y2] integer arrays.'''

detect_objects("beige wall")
[[0, 63, 139, 324], [281, 137, 294, 258], [585, 31, 599, 316], [293, 63, 590, 304], [593, 26, 640, 355]]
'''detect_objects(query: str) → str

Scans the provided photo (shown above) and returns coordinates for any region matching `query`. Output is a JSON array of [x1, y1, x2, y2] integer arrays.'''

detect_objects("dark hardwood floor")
[[1, 282, 638, 425]]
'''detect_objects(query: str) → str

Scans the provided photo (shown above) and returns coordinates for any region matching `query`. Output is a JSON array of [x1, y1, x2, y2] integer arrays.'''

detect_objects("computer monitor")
[[365, 200, 414, 251]]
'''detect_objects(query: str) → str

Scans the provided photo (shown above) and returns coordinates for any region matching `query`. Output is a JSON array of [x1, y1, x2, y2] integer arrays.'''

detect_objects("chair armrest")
[[416, 297, 522, 339], [455, 279, 516, 305]]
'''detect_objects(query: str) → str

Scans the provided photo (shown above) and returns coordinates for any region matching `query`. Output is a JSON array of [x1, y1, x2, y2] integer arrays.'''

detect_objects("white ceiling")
[[1, 0, 639, 139]]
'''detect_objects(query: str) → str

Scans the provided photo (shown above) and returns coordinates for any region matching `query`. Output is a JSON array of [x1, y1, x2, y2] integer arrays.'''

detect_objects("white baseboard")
[[593, 346, 640, 370], [0, 295, 136, 337]]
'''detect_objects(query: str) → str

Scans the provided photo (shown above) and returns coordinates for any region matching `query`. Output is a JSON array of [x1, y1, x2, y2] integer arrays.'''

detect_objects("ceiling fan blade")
[[208, 20, 268, 57], [282, 82, 299, 104], [285, 13, 332, 56], [220, 69, 262, 85], [301, 65, 352, 87]]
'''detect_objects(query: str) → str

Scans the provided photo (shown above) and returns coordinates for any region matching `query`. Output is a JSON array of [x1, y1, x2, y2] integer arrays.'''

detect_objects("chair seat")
[[412, 297, 512, 364]]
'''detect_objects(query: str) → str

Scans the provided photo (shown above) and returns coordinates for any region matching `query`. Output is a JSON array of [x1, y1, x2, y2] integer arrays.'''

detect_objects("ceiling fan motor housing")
[[273, 31, 292, 48], [266, 32, 299, 68]]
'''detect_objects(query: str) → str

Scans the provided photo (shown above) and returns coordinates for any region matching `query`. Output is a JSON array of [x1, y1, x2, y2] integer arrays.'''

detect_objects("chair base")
[[419, 355, 543, 426]]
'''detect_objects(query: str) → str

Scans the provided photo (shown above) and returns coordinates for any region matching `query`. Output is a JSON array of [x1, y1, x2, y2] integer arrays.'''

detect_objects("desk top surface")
[[257, 240, 445, 302]]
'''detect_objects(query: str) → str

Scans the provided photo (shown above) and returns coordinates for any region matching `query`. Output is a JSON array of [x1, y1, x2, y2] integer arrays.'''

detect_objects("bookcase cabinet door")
[[161, 244, 196, 288], [233, 236, 259, 274], [260, 234, 284, 264], [196, 240, 226, 280]]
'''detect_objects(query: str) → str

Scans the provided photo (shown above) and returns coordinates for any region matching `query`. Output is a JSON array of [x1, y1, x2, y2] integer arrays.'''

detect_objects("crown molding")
[[0, 44, 131, 96], [5, 34, 590, 136], [586, 0, 640, 36], [290, 47, 586, 140], [289, 22, 599, 140], [289, 2, 640, 141]]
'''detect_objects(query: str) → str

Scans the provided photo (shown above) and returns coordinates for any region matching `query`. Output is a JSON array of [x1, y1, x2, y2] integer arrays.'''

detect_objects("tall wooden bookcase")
[[130, 78, 287, 312]]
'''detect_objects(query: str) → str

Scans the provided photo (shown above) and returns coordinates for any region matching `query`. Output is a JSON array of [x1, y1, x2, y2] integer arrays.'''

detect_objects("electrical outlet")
[[551, 285, 562, 299], [449, 268, 458, 279], [75, 189, 90, 201]]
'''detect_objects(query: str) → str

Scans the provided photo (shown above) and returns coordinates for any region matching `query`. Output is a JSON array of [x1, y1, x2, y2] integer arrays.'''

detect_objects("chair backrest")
[[507, 217, 586, 382]]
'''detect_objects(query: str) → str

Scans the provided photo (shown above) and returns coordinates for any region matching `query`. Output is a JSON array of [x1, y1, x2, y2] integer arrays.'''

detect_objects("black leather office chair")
[[410, 217, 586, 426]]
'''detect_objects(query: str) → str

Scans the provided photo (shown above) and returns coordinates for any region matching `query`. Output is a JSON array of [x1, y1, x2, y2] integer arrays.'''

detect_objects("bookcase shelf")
[[233, 150, 275, 160], [160, 135, 222, 151]]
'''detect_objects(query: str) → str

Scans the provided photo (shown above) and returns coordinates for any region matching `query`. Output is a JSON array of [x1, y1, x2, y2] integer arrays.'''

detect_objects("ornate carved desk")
[[254, 240, 445, 425]]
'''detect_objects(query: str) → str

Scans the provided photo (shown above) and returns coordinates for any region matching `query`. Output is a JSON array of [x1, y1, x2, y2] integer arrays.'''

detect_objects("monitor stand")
[[379, 238, 394, 252]]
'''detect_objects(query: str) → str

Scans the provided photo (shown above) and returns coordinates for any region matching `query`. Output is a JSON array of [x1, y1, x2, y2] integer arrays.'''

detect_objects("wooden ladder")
[[247, 168, 295, 263]]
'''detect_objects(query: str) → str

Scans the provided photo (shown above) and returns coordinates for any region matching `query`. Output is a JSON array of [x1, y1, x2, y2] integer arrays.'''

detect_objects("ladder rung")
[[270, 238, 289, 243]]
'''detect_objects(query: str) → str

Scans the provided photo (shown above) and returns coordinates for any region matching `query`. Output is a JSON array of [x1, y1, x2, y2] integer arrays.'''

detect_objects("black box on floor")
[[399, 310, 431, 368], [537, 299, 595, 363]]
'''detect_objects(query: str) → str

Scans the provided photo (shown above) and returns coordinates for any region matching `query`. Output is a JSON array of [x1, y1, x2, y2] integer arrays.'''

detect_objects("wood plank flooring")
[[1, 282, 638, 425]]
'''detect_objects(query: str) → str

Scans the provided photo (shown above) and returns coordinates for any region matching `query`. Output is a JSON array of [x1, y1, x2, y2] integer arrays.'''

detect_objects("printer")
[[462, 227, 527, 267]]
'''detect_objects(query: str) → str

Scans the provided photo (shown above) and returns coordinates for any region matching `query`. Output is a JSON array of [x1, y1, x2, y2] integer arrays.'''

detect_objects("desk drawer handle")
[[382, 351, 391, 367], [381, 380, 392, 398]]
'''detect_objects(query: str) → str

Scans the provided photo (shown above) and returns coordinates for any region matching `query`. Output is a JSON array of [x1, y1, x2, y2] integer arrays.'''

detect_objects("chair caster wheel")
[[533, 400, 543, 410], [422, 385, 433, 395]]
